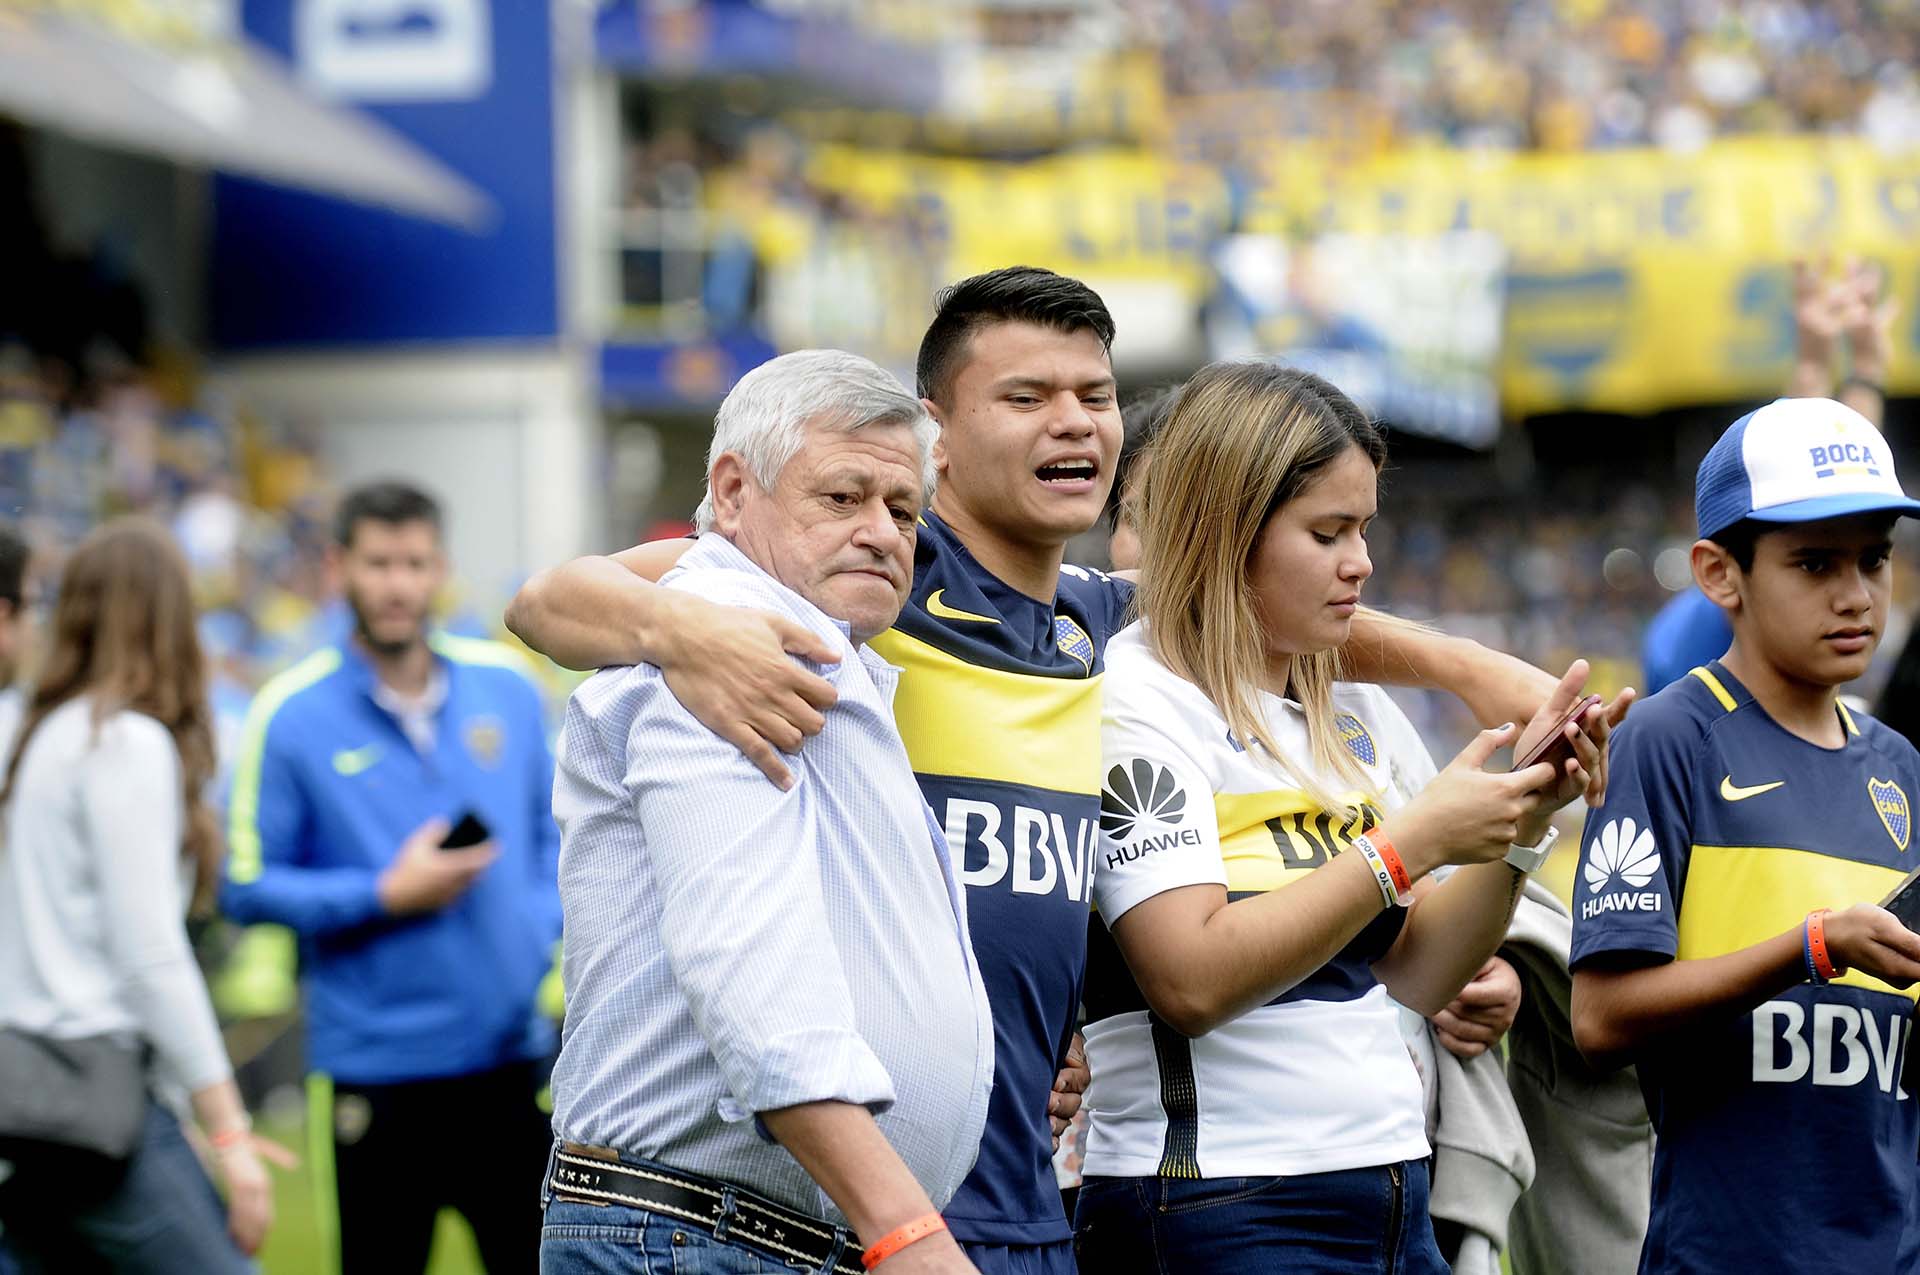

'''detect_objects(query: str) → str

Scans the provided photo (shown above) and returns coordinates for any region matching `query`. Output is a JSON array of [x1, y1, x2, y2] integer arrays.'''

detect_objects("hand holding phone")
[[439, 811, 492, 850], [1511, 693, 1604, 781], [1880, 863, 1920, 932]]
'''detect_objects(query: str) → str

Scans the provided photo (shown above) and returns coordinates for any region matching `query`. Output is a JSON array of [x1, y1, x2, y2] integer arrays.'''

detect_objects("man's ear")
[[709, 453, 753, 536], [922, 397, 950, 478], [1692, 539, 1743, 614]]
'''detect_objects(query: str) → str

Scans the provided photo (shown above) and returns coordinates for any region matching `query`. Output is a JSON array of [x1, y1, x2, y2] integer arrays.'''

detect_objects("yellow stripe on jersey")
[[868, 626, 1103, 795], [1838, 699, 1862, 736], [228, 648, 342, 885], [1679, 843, 1916, 1001], [1214, 788, 1382, 895], [1689, 666, 1738, 712]]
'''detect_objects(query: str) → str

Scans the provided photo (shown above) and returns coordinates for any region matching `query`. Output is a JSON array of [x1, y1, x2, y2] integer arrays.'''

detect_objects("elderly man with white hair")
[[542, 350, 993, 1275]]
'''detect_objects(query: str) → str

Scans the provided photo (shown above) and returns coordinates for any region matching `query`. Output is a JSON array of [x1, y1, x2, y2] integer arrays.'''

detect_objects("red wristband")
[[862, 1213, 947, 1270], [209, 1124, 251, 1152], [1369, 827, 1413, 896], [1806, 909, 1840, 982]]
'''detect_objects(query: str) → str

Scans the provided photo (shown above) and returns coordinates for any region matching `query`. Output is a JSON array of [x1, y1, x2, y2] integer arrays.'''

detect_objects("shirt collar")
[[679, 533, 863, 649], [370, 663, 449, 720], [337, 634, 453, 705]]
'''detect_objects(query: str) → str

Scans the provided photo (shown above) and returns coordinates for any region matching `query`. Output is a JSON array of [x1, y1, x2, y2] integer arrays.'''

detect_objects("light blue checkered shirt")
[[549, 534, 995, 1220]]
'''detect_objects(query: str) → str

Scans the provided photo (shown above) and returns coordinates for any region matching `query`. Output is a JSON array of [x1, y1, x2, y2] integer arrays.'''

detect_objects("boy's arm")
[[1574, 907, 1920, 1069], [505, 540, 842, 788]]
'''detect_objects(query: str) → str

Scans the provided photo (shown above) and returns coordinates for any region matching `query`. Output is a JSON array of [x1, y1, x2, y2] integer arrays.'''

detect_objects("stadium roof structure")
[[0, 5, 489, 228]]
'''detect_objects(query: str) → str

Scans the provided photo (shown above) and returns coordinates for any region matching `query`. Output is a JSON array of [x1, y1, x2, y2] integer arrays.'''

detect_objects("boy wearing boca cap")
[[1571, 397, 1920, 1273]]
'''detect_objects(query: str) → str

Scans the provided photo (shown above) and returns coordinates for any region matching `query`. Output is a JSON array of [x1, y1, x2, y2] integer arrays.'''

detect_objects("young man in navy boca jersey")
[[508, 270, 1563, 1275], [1572, 397, 1920, 1274]]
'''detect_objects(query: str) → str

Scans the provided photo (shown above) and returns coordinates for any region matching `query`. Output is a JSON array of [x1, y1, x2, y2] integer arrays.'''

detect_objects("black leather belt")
[[547, 1144, 865, 1275]]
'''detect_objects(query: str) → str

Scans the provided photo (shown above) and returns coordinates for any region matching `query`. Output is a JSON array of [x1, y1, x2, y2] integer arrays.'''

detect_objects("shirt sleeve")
[[624, 655, 896, 1127], [85, 716, 233, 1094], [1093, 685, 1225, 925], [1568, 706, 1698, 969], [220, 701, 386, 937]]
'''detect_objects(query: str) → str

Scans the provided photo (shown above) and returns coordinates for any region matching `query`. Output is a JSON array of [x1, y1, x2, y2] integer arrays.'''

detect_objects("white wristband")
[[1504, 825, 1560, 874], [1353, 833, 1408, 908]]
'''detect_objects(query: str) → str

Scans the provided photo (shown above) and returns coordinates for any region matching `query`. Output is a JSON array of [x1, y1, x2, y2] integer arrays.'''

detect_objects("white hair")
[[693, 349, 938, 531]]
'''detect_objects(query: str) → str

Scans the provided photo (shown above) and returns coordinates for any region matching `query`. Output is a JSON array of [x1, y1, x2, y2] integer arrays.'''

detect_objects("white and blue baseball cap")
[[1696, 397, 1920, 540]]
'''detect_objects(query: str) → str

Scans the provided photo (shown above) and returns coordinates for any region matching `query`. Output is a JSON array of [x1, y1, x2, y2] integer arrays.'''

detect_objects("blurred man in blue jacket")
[[222, 481, 559, 1275]]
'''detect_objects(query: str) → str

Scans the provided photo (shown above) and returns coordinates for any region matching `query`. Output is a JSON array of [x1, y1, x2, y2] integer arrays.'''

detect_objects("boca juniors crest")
[[1336, 714, 1376, 767], [464, 715, 507, 770], [1054, 616, 1094, 673], [1870, 777, 1911, 852]]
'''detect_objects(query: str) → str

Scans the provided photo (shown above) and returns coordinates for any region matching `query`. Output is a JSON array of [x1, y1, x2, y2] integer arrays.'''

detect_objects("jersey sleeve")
[[1093, 682, 1225, 924], [1568, 704, 1699, 968]]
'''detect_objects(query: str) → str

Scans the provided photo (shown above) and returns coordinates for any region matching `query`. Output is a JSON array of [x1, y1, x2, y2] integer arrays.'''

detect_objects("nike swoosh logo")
[[926, 589, 999, 625], [332, 744, 383, 777], [1720, 775, 1784, 802]]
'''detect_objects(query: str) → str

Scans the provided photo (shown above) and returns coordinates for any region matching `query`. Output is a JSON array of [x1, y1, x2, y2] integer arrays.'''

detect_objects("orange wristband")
[[209, 1124, 251, 1152], [1806, 909, 1841, 982], [1369, 827, 1413, 896], [862, 1213, 947, 1270]]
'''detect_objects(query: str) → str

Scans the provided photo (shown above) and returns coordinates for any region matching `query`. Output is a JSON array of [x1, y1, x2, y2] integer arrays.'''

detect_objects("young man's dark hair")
[[333, 481, 442, 549], [0, 521, 29, 609], [1706, 518, 1761, 572], [915, 266, 1117, 405], [1107, 385, 1179, 535]]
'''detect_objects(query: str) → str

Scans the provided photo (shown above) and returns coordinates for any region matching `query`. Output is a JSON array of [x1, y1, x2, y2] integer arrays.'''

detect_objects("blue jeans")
[[0, 1101, 251, 1274], [539, 1148, 859, 1275], [1073, 1161, 1449, 1275]]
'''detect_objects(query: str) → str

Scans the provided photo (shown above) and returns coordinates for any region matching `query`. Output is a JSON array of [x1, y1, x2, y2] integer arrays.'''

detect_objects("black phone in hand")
[[439, 811, 491, 850]]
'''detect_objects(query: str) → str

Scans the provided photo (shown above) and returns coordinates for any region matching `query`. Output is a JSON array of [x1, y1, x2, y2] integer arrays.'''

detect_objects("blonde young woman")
[[1071, 364, 1622, 1274], [0, 520, 288, 1271]]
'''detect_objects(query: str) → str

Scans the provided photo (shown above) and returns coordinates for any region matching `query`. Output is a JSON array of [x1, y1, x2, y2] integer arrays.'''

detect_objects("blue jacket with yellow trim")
[[220, 635, 561, 1085]]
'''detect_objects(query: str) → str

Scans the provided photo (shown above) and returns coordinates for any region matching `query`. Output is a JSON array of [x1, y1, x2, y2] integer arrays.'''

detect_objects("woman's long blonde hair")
[[1136, 362, 1388, 818], [2, 518, 220, 913]]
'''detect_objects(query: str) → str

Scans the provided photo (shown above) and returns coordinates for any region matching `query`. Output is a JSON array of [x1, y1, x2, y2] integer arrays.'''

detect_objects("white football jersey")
[[1082, 623, 1436, 1179]]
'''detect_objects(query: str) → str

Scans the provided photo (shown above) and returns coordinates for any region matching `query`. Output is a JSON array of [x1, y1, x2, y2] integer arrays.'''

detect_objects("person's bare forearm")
[[760, 1102, 943, 1244], [1376, 862, 1525, 1015], [1571, 930, 1804, 1068], [1839, 381, 1886, 427], [1344, 608, 1554, 728], [505, 554, 668, 670], [1115, 858, 1391, 1037]]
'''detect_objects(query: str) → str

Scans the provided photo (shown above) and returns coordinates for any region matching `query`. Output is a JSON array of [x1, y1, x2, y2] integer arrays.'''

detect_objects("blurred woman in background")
[[0, 518, 284, 1271]]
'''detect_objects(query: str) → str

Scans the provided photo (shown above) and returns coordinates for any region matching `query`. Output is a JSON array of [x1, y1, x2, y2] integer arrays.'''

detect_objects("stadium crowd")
[[1140, 0, 1920, 151]]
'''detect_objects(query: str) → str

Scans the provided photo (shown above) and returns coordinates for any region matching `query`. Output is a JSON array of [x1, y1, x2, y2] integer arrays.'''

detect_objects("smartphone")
[[439, 811, 492, 851], [1880, 862, 1920, 932], [1512, 693, 1604, 775]]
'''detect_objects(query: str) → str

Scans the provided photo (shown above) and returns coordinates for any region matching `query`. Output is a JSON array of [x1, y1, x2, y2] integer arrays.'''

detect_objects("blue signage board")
[[599, 334, 780, 411], [210, 0, 558, 348], [594, 0, 937, 112]]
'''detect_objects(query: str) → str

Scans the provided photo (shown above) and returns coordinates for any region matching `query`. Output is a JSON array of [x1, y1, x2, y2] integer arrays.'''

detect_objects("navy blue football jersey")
[[1571, 663, 1920, 1273], [868, 510, 1131, 1244]]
